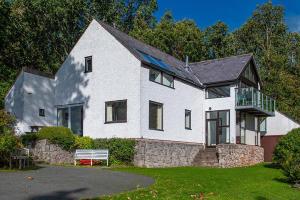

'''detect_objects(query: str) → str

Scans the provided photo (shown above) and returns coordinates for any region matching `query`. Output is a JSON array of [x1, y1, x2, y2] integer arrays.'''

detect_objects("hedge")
[[273, 128, 300, 183], [37, 127, 75, 150], [93, 138, 136, 165]]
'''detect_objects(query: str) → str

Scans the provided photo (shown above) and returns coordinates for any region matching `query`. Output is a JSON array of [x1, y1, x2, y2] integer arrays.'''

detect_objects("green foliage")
[[20, 132, 38, 146], [73, 135, 94, 149], [0, 133, 20, 167], [274, 128, 300, 183], [93, 138, 136, 165], [0, 109, 16, 134], [37, 127, 75, 150]]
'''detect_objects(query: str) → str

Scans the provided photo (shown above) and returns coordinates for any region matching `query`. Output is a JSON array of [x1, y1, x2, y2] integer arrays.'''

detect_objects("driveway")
[[0, 165, 154, 200]]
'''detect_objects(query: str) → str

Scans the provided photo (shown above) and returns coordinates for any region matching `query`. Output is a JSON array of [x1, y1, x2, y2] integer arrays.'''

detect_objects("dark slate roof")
[[97, 20, 202, 86], [23, 67, 55, 79], [189, 54, 254, 85]]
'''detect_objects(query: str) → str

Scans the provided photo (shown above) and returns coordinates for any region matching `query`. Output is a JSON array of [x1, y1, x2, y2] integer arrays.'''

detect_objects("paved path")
[[0, 165, 154, 200]]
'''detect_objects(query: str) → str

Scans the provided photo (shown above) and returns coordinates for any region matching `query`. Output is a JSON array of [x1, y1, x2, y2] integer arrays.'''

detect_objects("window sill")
[[105, 121, 127, 124], [149, 128, 164, 132], [149, 80, 175, 89], [185, 128, 192, 130]]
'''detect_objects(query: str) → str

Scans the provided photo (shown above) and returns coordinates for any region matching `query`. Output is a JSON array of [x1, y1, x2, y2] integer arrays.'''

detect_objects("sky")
[[155, 0, 300, 32]]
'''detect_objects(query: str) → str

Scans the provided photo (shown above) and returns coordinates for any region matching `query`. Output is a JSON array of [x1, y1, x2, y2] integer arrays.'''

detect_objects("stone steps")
[[192, 147, 219, 167]]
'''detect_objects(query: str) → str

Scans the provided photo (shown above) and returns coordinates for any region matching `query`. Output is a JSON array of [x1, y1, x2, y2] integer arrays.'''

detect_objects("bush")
[[0, 110, 16, 134], [93, 138, 136, 165], [274, 128, 300, 183], [73, 136, 94, 149], [0, 134, 20, 167], [20, 133, 38, 146], [37, 127, 75, 150]]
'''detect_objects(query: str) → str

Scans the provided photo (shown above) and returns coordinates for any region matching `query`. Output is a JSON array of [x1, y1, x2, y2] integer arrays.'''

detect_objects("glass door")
[[57, 105, 83, 136], [207, 119, 218, 146]]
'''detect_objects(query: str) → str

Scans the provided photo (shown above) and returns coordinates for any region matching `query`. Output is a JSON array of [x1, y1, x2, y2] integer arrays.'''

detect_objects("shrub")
[[20, 133, 38, 146], [73, 136, 94, 149], [93, 138, 136, 165], [0, 134, 20, 167], [273, 128, 300, 183], [0, 110, 16, 134], [37, 127, 75, 150]]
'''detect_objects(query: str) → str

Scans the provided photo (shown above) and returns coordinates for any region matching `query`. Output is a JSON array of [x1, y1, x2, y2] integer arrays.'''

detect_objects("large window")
[[149, 101, 163, 130], [57, 105, 83, 136], [206, 86, 230, 99], [39, 108, 45, 117], [105, 100, 127, 123], [185, 110, 191, 130], [85, 56, 92, 73], [149, 69, 174, 88]]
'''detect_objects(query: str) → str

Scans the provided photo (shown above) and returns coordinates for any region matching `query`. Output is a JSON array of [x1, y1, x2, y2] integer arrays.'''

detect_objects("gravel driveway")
[[0, 165, 154, 200]]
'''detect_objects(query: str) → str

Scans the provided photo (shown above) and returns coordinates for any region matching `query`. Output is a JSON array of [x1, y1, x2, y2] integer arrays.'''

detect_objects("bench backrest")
[[75, 149, 109, 160]]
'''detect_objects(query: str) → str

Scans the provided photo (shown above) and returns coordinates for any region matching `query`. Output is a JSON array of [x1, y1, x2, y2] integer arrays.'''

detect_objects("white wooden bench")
[[74, 149, 109, 166]]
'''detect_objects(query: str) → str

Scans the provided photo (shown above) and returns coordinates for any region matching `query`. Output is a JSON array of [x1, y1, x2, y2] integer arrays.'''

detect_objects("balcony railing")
[[235, 87, 275, 116]]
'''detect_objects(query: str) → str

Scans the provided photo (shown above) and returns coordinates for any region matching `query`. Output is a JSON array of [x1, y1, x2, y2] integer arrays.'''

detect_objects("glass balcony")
[[235, 87, 275, 116]]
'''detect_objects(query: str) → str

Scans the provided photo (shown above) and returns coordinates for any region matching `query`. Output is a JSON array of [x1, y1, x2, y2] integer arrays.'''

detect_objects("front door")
[[207, 119, 218, 146]]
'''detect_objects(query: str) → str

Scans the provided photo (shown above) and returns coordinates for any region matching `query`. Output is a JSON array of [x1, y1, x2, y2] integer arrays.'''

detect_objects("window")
[[57, 106, 83, 136], [206, 86, 230, 98], [39, 109, 45, 117], [259, 117, 267, 132], [105, 100, 127, 123], [149, 69, 174, 88], [149, 101, 163, 130], [185, 110, 191, 129], [85, 56, 92, 73]]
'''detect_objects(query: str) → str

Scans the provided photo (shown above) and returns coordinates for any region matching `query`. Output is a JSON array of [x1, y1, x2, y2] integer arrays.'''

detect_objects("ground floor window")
[[149, 101, 163, 131], [57, 105, 83, 136], [105, 100, 127, 123], [185, 110, 191, 129], [206, 110, 230, 146], [238, 112, 260, 145]]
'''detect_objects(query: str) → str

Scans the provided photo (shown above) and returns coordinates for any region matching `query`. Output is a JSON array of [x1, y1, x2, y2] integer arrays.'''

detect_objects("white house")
[[5, 20, 299, 152]]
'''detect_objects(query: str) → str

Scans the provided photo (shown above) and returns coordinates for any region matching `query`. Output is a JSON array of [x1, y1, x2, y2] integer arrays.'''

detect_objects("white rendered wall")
[[22, 72, 56, 132], [55, 20, 141, 139], [5, 72, 25, 133], [204, 86, 237, 143], [266, 110, 300, 136], [140, 66, 205, 143]]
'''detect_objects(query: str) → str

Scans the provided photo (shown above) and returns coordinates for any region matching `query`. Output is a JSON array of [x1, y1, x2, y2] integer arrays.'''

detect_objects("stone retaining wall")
[[134, 139, 205, 168], [30, 139, 74, 164], [216, 144, 264, 168]]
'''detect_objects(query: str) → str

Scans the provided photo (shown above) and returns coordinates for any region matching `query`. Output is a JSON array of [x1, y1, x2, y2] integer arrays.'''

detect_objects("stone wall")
[[30, 139, 74, 164], [216, 144, 264, 168], [134, 139, 205, 168]]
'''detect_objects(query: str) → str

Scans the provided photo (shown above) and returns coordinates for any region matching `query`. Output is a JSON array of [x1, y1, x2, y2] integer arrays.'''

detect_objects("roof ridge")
[[190, 53, 253, 65], [96, 19, 185, 65]]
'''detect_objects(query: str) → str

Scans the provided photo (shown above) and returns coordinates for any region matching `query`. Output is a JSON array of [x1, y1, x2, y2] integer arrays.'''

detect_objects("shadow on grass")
[[27, 188, 88, 200], [262, 163, 281, 169], [255, 196, 269, 200]]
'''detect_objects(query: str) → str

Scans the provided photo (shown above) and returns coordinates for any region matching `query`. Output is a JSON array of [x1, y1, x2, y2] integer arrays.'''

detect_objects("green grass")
[[95, 164, 300, 200]]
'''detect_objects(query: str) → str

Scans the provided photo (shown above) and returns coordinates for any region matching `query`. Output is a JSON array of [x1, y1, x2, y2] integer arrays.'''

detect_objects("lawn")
[[94, 164, 300, 200]]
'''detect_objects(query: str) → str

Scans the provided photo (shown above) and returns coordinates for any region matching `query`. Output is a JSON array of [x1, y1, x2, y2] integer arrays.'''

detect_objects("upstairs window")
[[185, 110, 191, 129], [206, 85, 230, 99], [105, 100, 127, 123], [149, 69, 174, 88], [39, 108, 45, 117], [85, 56, 92, 73]]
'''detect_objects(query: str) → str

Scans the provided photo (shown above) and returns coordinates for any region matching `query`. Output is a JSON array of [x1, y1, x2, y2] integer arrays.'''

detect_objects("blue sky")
[[155, 0, 300, 32]]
